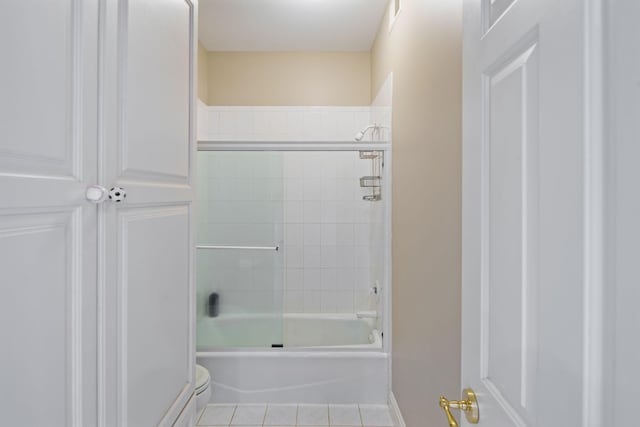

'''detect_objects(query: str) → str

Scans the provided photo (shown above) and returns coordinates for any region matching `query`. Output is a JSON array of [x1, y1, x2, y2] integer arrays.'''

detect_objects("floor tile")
[[231, 404, 267, 426], [358, 405, 394, 427], [297, 404, 329, 426], [329, 404, 362, 426], [264, 404, 298, 426], [198, 404, 236, 426]]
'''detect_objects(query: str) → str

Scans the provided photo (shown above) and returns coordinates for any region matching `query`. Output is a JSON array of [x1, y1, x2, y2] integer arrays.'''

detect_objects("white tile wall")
[[197, 106, 372, 142], [282, 151, 376, 314]]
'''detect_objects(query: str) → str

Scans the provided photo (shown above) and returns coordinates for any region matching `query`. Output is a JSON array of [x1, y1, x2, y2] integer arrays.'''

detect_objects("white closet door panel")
[[118, 206, 191, 427], [121, 0, 192, 183], [0, 0, 93, 179], [0, 1, 99, 426], [0, 210, 85, 426], [101, 0, 197, 425]]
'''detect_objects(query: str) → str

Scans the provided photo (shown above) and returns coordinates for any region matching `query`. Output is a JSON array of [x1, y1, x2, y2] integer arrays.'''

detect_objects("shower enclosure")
[[193, 99, 393, 402], [196, 148, 387, 351]]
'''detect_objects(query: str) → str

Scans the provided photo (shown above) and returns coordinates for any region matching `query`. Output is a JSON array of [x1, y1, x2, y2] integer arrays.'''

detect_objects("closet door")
[[0, 1, 99, 426], [100, 0, 197, 426]]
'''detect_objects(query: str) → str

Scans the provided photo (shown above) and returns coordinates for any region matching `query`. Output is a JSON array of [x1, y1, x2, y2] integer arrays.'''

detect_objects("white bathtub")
[[197, 313, 381, 349], [196, 314, 388, 403]]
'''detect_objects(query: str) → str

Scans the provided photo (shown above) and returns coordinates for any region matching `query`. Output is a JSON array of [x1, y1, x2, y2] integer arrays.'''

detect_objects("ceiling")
[[198, 0, 390, 52]]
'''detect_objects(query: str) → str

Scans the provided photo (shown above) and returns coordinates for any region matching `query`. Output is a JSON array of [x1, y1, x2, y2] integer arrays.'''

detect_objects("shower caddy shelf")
[[359, 150, 383, 201]]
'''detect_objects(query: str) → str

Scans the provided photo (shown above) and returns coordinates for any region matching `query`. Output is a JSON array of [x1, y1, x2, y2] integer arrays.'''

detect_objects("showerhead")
[[354, 124, 376, 142]]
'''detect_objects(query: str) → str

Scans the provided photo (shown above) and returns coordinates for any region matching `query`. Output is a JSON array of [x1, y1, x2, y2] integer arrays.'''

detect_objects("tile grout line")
[[228, 404, 238, 427], [295, 404, 299, 427], [327, 404, 330, 427]]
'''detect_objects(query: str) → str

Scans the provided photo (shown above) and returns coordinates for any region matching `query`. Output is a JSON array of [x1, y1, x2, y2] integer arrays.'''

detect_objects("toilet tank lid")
[[195, 364, 211, 391]]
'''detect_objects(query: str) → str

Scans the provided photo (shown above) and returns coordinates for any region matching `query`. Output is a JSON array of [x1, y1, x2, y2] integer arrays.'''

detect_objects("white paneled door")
[[0, 1, 99, 426], [0, 1, 197, 426], [101, 1, 197, 425], [461, 0, 604, 426]]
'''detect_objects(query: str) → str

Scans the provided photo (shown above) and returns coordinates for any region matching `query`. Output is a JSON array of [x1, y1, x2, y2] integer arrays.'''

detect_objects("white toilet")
[[195, 364, 211, 417]]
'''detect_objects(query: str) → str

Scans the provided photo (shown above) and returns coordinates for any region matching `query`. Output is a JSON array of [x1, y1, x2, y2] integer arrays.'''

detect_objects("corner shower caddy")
[[359, 150, 384, 201]]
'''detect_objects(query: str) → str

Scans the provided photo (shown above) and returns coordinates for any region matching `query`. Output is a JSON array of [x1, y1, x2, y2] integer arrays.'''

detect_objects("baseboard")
[[388, 392, 406, 427]]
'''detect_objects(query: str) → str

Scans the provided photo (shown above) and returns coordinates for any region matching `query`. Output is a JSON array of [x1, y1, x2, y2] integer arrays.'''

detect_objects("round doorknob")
[[86, 185, 108, 203]]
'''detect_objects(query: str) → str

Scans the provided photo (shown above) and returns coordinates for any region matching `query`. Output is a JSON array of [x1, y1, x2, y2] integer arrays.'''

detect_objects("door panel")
[[0, 1, 77, 177], [608, 3, 640, 426], [0, 0, 98, 192], [0, 211, 83, 426], [122, 0, 192, 182], [1, 0, 195, 425], [101, 0, 197, 425], [481, 38, 539, 424], [463, 0, 590, 425], [119, 206, 191, 427], [0, 1, 99, 426], [483, 0, 516, 31]]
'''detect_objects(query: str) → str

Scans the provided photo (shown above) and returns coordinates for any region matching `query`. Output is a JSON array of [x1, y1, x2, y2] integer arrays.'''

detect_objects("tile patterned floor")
[[197, 404, 396, 427]]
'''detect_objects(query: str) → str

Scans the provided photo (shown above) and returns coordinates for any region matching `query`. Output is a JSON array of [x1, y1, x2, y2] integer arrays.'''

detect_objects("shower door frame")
[[197, 140, 393, 355]]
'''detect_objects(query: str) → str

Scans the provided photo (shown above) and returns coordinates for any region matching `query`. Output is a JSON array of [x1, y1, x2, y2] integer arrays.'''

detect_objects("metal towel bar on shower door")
[[196, 245, 279, 251]]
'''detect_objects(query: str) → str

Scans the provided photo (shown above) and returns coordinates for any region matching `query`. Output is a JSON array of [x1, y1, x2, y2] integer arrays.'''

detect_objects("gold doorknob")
[[438, 388, 479, 427]]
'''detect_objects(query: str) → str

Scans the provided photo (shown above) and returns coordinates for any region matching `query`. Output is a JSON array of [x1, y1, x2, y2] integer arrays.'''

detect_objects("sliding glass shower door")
[[196, 151, 284, 349]]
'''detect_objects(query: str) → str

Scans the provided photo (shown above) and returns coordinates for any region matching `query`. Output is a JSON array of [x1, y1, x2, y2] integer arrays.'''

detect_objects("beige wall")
[[371, 1, 462, 425], [203, 51, 371, 106], [198, 41, 209, 104]]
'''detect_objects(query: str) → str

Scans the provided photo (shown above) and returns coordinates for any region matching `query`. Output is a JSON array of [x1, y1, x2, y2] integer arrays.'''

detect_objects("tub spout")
[[356, 310, 378, 319]]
